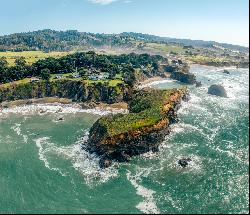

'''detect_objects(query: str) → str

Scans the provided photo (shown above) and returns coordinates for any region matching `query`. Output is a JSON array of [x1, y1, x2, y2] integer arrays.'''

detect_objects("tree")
[[40, 68, 51, 81], [0, 57, 8, 68], [79, 68, 88, 80], [122, 66, 136, 86], [15, 57, 26, 67]]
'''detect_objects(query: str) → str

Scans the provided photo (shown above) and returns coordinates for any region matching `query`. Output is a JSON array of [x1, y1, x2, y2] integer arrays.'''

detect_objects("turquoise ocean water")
[[0, 65, 249, 214]]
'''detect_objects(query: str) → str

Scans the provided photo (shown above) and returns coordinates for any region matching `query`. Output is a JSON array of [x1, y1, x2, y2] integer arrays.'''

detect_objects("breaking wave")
[[0, 103, 128, 116], [34, 130, 119, 185]]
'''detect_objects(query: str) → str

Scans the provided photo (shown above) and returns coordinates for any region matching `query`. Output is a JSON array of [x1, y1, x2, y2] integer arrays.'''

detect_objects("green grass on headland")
[[98, 89, 177, 136], [0, 76, 125, 89], [0, 51, 70, 66], [0, 78, 32, 88]]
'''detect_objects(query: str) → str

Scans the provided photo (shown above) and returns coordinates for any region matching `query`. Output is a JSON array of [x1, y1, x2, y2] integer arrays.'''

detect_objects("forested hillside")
[[0, 30, 248, 53]]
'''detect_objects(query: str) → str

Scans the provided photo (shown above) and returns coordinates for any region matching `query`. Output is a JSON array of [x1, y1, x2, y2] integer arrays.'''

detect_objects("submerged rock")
[[178, 158, 192, 168], [196, 81, 202, 88], [86, 88, 188, 168], [223, 70, 230, 75], [208, 84, 227, 97]]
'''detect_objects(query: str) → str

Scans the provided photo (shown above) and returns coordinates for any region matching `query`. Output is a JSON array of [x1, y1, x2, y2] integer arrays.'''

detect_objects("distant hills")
[[0, 29, 248, 53]]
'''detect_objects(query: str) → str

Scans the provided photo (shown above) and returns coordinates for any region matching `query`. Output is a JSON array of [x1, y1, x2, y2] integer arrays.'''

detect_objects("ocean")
[[0, 65, 249, 214]]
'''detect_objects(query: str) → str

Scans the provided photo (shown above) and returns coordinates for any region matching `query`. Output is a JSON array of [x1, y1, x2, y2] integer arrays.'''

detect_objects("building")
[[55, 75, 63, 79], [89, 72, 110, 81], [73, 73, 80, 78], [30, 77, 40, 83]]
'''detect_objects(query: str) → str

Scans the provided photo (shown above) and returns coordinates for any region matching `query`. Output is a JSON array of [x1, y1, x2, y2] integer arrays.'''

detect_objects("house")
[[30, 77, 40, 83], [55, 74, 63, 79], [89, 75, 99, 81], [73, 73, 80, 78], [89, 72, 110, 81], [99, 72, 110, 80]]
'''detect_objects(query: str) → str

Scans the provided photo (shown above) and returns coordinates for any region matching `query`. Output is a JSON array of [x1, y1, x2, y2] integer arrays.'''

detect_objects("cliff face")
[[170, 71, 197, 85], [0, 80, 132, 104], [86, 88, 188, 167], [163, 64, 197, 85]]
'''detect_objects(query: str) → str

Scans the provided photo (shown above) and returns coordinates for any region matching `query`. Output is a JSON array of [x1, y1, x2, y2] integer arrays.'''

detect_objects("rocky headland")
[[0, 80, 132, 105], [165, 64, 197, 84], [86, 88, 188, 168]]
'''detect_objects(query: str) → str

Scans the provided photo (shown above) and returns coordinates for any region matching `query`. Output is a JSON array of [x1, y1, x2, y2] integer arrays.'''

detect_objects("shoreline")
[[0, 97, 128, 116], [137, 76, 171, 89]]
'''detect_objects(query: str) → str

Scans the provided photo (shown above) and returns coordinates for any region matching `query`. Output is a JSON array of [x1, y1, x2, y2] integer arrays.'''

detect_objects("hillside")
[[0, 29, 248, 53]]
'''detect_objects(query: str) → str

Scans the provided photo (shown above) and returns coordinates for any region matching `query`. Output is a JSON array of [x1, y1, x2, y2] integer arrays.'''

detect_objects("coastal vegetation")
[[0, 79, 132, 104], [0, 51, 166, 85]]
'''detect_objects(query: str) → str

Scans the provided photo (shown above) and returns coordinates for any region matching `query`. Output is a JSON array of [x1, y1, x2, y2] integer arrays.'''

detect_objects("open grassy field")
[[1, 75, 124, 89], [0, 51, 70, 66], [185, 55, 226, 64], [0, 78, 32, 88], [146, 42, 185, 54]]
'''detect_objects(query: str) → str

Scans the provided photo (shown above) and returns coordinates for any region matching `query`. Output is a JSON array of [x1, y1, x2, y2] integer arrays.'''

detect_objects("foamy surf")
[[138, 79, 175, 89], [127, 168, 161, 214], [34, 130, 119, 185], [11, 123, 28, 143], [1, 103, 128, 116], [34, 137, 67, 176]]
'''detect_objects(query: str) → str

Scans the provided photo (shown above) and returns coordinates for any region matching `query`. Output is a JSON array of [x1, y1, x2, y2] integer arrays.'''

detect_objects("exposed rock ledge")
[[165, 64, 197, 85], [86, 88, 188, 168]]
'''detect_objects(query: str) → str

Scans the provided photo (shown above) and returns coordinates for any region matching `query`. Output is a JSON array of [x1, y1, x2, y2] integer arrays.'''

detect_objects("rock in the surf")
[[208, 84, 227, 97], [223, 70, 230, 75], [178, 158, 192, 168], [196, 81, 202, 88]]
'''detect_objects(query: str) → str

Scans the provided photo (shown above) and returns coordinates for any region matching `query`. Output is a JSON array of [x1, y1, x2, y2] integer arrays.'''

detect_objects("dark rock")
[[26, 100, 33, 105], [170, 71, 197, 85], [182, 92, 191, 102], [223, 70, 230, 75], [178, 158, 192, 168], [196, 81, 202, 87], [165, 65, 176, 73], [99, 157, 112, 169], [237, 61, 249, 68], [208, 84, 227, 97]]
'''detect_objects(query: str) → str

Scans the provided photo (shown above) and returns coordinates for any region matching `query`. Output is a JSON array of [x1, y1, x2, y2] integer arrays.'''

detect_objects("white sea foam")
[[138, 79, 175, 89], [213, 146, 249, 165], [11, 123, 28, 143], [127, 169, 160, 214], [34, 131, 118, 184], [11, 123, 21, 135], [56, 138, 119, 185], [1, 103, 128, 116], [35, 137, 66, 176]]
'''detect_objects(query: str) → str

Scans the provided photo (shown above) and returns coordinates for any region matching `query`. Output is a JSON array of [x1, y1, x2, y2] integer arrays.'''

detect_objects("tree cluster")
[[0, 52, 166, 86]]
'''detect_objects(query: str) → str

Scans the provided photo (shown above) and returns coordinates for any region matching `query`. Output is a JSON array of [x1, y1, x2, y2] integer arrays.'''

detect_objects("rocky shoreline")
[[86, 88, 189, 168]]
